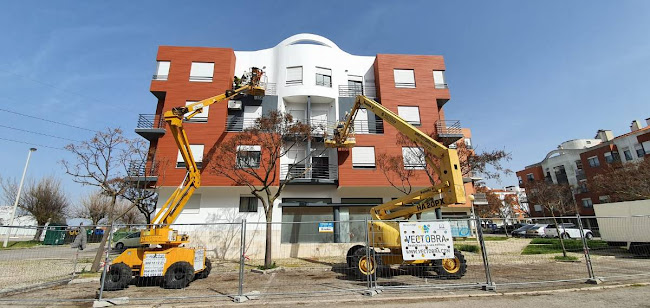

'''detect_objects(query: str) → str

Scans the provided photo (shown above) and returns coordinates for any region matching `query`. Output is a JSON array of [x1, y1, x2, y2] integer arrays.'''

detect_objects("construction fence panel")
[[581, 216, 650, 282]]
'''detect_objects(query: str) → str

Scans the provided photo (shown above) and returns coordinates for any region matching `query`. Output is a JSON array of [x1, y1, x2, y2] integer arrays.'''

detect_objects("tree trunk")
[[264, 206, 273, 269], [91, 194, 116, 272], [33, 228, 43, 242], [552, 215, 567, 257]]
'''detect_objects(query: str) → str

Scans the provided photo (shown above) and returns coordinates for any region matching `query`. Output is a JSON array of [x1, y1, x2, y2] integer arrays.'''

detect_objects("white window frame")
[[286, 66, 303, 85], [402, 147, 425, 170], [176, 144, 204, 169], [154, 61, 170, 80], [635, 143, 645, 158], [189, 62, 214, 82], [184, 101, 209, 122], [397, 106, 421, 125], [394, 69, 415, 88], [433, 70, 447, 89], [236, 145, 261, 169], [351, 146, 375, 168]]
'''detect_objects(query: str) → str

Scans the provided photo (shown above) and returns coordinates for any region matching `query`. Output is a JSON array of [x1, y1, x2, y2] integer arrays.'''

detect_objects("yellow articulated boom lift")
[[325, 95, 468, 279], [102, 68, 266, 290]]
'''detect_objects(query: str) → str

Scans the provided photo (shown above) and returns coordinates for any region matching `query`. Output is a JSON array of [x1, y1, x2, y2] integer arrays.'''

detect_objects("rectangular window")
[[394, 69, 415, 88], [243, 105, 262, 129], [402, 147, 425, 169], [604, 152, 614, 163], [581, 198, 593, 208], [281, 207, 334, 243], [464, 138, 472, 149], [635, 144, 645, 158], [587, 156, 600, 167], [575, 159, 583, 170], [239, 196, 258, 213], [579, 180, 588, 193], [433, 70, 447, 89], [236, 145, 261, 168], [526, 173, 534, 182], [184, 101, 209, 122], [154, 61, 170, 80], [286, 66, 303, 85], [315, 67, 332, 87], [353, 108, 369, 134], [189, 62, 214, 82], [517, 176, 523, 185], [397, 106, 421, 125], [642, 141, 650, 155], [183, 194, 201, 214], [352, 146, 375, 168], [176, 144, 204, 169], [534, 204, 543, 212], [598, 195, 611, 203], [623, 148, 633, 161]]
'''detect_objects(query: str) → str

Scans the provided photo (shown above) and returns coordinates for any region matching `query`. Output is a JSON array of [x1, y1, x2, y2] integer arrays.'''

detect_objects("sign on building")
[[318, 222, 334, 233], [399, 221, 454, 261]]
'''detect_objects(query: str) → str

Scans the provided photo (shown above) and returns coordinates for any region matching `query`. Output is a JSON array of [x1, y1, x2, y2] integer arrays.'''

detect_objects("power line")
[[0, 124, 80, 142], [0, 137, 64, 150], [0, 107, 98, 133]]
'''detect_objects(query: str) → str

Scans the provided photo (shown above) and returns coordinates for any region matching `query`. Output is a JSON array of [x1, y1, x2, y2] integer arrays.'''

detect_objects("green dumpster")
[[43, 224, 66, 245]]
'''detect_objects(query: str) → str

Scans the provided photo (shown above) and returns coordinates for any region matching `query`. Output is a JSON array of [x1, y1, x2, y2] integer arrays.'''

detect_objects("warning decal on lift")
[[399, 221, 454, 261], [142, 253, 166, 277], [194, 248, 205, 271]]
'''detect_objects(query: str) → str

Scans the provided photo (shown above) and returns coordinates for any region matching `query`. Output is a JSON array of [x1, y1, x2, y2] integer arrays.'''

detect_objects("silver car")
[[114, 232, 142, 250], [525, 224, 549, 237]]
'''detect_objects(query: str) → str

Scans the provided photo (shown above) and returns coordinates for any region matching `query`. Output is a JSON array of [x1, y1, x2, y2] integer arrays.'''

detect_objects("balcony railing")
[[126, 160, 158, 184], [257, 82, 277, 96], [137, 114, 165, 129], [435, 120, 462, 136], [434, 83, 448, 89], [226, 117, 384, 135], [280, 163, 338, 183], [338, 85, 377, 98]]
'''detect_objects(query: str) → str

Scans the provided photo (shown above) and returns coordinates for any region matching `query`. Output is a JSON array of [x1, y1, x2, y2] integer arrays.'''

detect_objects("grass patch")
[[456, 244, 480, 253], [483, 236, 510, 241], [256, 262, 278, 270], [523, 238, 608, 255], [554, 255, 579, 261], [0, 240, 42, 249]]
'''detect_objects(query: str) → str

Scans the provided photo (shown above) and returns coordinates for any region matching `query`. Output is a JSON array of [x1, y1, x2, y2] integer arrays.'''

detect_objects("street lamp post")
[[3, 147, 36, 248]]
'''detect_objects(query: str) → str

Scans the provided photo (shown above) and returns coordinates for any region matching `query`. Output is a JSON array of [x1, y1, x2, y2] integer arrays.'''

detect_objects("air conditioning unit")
[[228, 100, 242, 110]]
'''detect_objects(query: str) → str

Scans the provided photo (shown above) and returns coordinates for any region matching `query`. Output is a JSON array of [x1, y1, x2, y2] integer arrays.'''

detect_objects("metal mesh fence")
[[0, 216, 649, 304]]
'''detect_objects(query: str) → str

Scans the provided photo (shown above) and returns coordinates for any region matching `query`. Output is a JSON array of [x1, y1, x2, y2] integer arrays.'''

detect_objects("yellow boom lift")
[[325, 95, 468, 279], [102, 68, 266, 290]]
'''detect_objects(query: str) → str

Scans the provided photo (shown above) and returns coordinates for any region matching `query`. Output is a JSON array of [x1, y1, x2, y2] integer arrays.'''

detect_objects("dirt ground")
[[1, 239, 649, 307]]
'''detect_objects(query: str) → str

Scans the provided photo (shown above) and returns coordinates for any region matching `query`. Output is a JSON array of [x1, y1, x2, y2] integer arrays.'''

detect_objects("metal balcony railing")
[[262, 82, 277, 95], [435, 120, 462, 136], [226, 117, 384, 135], [280, 163, 338, 182], [226, 118, 258, 132], [137, 114, 165, 129], [126, 160, 158, 178], [338, 85, 377, 98]]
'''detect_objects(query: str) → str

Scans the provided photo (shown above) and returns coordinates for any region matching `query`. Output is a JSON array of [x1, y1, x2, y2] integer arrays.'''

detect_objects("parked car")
[[114, 232, 142, 250], [525, 224, 550, 237], [545, 223, 594, 240], [511, 224, 535, 237]]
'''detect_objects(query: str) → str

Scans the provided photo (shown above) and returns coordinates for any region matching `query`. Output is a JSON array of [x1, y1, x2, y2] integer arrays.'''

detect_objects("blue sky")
[[1, 1, 649, 207]]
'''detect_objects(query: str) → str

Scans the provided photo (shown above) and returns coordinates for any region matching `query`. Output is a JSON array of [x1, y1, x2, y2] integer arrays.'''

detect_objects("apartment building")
[[132, 34, 474, 257], [517, 118, 650, 219]]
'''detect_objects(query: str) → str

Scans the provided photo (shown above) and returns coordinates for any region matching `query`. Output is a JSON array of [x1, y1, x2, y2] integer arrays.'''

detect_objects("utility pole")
[[3, 147, 36, 248]]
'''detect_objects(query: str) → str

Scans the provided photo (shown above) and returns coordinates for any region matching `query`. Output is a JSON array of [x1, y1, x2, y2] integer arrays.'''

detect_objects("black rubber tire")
[[351, 247, 380, 279], [164, 262, 194, 289], [115, 242, 124, 250], [195, 258, 212, 279], [346, 245, 365, 268], [585, 232, 594, 240], [433, 249, 467, 279], [561, 233, 570, 240], [101, 262, 132, 291]]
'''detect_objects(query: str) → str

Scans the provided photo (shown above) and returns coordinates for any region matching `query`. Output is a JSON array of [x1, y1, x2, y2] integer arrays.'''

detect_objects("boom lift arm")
[[326, 95, 466, 220]]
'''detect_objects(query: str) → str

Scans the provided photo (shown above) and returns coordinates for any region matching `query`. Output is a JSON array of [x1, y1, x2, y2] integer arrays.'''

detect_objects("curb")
[[0, 278, 72, 297]]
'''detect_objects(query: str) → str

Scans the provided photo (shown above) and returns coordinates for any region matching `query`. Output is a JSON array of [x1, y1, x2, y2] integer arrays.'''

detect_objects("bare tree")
[[74, 191, 112, 225], [590, 159, 650, 202], [206, 111, 315, 269], [527, 181, 575, 257], [474, 186, 502, 220], [62, 128, 133, 272], [122, 139, 167, 224], [115, 199, 145, 225]]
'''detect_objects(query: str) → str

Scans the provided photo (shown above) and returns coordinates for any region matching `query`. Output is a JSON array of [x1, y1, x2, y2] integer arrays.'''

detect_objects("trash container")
[[43, 224, 67, 245]]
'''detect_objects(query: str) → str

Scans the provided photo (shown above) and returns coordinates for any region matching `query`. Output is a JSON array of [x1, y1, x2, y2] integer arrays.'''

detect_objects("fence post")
[[577, 214, 601, 284], [476, 216, 496, 291], [362, 217, 380, 296], [98, 227, 114, 300], [233, 219, 248, 302]]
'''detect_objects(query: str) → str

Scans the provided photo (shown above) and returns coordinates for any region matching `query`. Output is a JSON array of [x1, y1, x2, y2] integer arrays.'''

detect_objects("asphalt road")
[[0, 243, 101, 261]]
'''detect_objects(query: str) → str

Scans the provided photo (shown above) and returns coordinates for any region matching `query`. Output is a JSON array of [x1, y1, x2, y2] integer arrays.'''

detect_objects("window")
[[189, 62, 214, 82], [433, 70, 447, 89], [623, 148, 633, 161], [243, 105, 262, 129], [352, 146, 375, 168], [526, 173, 534, 182], [587, 156, 600, 167], [402, 147, 425, 169], [239, 197, 258, 212], [581, 198, 593, 208], [604, 152, 614, 163], [286, 66, 303, 85], [464, 138, 472, 149], [635, 144, 645, 158], [236, 145, 261, 168], [154, 61, 170, 80], [397, 106, 421, 125], [518, 176, 523, 185], [348, 79, 363, 95], [184, 194, 201, 214], [354, 108, 369, 134], [534, 204, 543, 212], [176, 144, 204, 169], [575, 160, 583, 170], [598, 195, 611, 203], [315, 67, 332, 87], [184, 101, 209, 122], [394, 69, 415, 88], [643, 141, 650, 155], [579, 180, 588, 193]]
